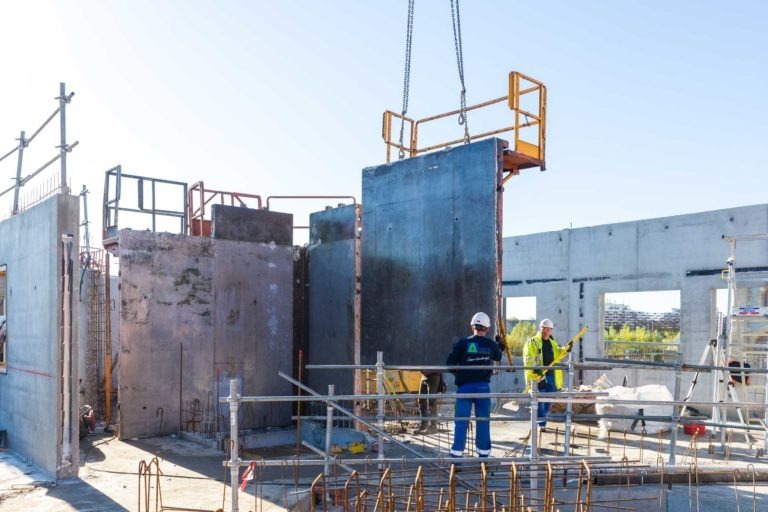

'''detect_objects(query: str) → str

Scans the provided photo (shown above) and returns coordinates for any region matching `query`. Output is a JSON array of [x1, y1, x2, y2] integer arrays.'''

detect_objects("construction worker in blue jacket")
[[523, 318, 571, 427], [446, 312, 504, 459]]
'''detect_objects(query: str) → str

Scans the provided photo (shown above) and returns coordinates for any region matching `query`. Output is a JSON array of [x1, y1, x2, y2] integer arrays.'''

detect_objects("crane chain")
[[398, 0, 416, 159], [450, 0, 470, 144]]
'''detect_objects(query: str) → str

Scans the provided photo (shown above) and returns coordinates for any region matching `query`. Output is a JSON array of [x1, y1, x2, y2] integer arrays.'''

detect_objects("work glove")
[[565, 341, 574, 353], [495, 335, 507, 351]]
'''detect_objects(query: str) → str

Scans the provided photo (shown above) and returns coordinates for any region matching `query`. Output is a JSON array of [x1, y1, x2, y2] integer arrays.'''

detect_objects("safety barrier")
[[0, 83, 76, 219]]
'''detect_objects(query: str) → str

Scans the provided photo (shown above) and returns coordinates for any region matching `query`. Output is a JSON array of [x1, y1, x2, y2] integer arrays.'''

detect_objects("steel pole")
[[564, 355, 574, 456], [324, 385, 334, 476], [376, 351, 385, 463], [12, 131, 25, 215], [668, 352, 683, 465], [228, 379, 240, 512], [529, 380, 538, 463], [58, 82, 70, 195]]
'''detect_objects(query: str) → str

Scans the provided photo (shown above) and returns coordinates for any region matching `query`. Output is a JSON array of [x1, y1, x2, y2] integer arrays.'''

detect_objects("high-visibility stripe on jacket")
[[523, 333, 564, 390]]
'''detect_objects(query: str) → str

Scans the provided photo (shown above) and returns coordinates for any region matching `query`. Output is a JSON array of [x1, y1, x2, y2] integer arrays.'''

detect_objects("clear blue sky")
[[1, 1, 766, 247]]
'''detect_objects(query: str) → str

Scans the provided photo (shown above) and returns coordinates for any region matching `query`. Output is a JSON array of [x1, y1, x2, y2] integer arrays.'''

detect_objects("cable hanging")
[[450, 0, 470, 144], [398, 0, 416, 159]]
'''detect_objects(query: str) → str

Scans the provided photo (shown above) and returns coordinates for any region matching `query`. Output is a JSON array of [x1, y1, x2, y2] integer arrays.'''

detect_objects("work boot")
[[421, 422, 438, 434]]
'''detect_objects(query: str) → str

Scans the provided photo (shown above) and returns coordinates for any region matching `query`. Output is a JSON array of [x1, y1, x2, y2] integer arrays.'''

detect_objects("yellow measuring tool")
[[498, 312, 514, 364], [523, 326, 589, 391], [539, 325, 589, 378]]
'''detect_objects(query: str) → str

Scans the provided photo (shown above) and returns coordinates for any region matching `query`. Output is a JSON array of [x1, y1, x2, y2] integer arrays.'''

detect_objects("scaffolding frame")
[[217, 351, 768, 511], [717, 234, 768, 453], [0, 82, 77, 218], [102, 165, 189, 243]]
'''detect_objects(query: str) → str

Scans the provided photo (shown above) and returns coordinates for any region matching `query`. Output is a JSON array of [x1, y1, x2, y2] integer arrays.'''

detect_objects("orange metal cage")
[[188, 183, 358, 236], [382, 71, 546, 181]]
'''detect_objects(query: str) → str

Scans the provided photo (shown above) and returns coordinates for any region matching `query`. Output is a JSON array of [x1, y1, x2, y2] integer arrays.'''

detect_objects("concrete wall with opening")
[[502, 203, 768, 403], [0, 194, 80, 479]]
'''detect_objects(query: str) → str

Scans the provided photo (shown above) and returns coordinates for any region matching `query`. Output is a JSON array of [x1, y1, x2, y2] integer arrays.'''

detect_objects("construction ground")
[[2, 407, 768, 511]]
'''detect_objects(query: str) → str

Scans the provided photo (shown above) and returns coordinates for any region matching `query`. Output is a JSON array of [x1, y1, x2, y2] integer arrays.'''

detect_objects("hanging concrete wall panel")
[[0, 194, 80, 480], [362, 139, 503, 366], [118, 230, 293, 439], [502, 203, 768, 401], [307, 205, 358, 395]]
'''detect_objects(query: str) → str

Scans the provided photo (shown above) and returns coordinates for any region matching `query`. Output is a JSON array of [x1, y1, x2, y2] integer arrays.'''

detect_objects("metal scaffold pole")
[[12, 130, 25, 215], [228, 379, 240, 512], [376, 351, 385, 463], [324, 385, 334, 477], [58, 82, 71, 195]]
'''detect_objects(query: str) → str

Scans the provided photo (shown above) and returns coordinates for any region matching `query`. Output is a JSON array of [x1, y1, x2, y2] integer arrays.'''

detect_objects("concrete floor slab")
[[2, 415, 768, 511]]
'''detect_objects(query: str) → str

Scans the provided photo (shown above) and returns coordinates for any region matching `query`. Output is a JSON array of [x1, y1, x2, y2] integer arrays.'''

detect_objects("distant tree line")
[[503, 321, 680, 358], [605, 325, 679, 343]]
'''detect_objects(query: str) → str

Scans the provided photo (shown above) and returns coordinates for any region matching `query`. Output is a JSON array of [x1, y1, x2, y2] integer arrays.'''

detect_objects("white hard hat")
[[470, 312, 491, 328], [539, 318, 554, 329]]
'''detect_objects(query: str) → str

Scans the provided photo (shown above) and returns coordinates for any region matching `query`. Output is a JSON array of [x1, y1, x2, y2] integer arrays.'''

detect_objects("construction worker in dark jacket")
[[446, 312, 504, 459]]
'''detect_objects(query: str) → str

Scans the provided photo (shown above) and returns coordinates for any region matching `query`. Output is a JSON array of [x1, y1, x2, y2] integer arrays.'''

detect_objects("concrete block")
[[212, 204, 293, 245], [117, 229, 294, 438]]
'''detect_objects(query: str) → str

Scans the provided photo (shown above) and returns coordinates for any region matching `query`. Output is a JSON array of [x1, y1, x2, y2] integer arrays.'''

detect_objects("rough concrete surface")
[[117, 230, 294, 439], [0, 194, 80, 480]]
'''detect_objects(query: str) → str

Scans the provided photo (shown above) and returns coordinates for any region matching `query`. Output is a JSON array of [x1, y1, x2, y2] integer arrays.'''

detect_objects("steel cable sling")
[[450, 0, 470, 144], [398, 0, 416, 159]]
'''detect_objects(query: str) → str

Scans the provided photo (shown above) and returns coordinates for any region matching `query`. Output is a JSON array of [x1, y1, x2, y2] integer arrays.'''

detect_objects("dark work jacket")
[[446, 334, 503, 386]]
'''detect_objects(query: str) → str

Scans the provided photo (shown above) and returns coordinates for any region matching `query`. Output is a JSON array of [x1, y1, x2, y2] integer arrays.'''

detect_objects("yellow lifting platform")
[[382, 71, 546, 184]]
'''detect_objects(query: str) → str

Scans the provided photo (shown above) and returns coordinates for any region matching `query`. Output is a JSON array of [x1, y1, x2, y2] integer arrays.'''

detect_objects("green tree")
[[604, 324, 680, 357], [506, 321, 536, 354]]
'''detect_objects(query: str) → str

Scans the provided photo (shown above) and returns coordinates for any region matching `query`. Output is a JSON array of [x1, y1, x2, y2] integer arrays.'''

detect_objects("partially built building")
[[1, 84, 767, 511]]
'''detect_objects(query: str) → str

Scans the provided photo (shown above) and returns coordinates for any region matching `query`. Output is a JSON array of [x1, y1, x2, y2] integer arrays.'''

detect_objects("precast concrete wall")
[[117, 229, 293, 438], [212, 205, 293, 245], [307, 204, 359, 395], [0, 194, 80, 480], [502, 203, 768, 403], [362, 139, 504, 368]]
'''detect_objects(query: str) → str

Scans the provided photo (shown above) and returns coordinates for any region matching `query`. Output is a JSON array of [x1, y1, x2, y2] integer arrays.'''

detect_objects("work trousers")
[[450, 382, 491, 457], [536, 373, 557, 427], [418, 373, 443, 423]]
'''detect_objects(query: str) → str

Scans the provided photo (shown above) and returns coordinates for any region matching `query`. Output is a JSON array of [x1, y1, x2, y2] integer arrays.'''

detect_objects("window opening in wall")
[[0, 264, 6, 370], [602, 290, 680, 363], [504, 296, 536, 355], [715, 288, 728, 337]]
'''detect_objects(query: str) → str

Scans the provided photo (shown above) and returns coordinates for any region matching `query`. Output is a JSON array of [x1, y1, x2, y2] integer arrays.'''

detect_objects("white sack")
[[595, 384, 674, 437]]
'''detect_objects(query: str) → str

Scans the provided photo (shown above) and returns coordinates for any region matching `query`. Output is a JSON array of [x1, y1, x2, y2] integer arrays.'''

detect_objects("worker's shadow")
[[79, 432, 110, 464]]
